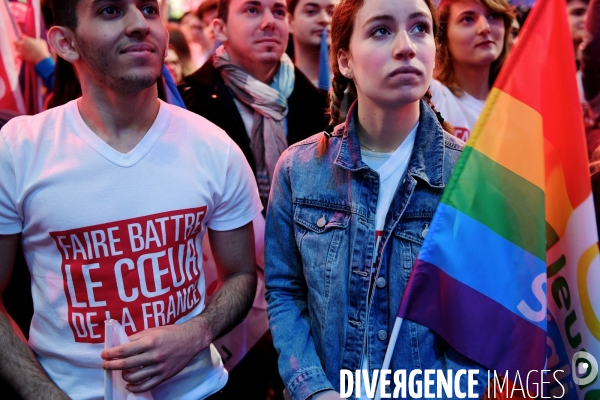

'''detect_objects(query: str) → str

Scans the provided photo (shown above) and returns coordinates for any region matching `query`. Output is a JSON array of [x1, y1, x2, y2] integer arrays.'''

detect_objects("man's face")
[[180, 13, 204, 44], [289, 0, 337, 48], [567, 0, 588, 47], [215, 0, 289, 71], [201, 9, 219, 48], [72, 0, 168, 93]]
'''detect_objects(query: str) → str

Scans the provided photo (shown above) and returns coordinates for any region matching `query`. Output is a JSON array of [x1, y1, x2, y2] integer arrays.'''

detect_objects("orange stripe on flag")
[[493, 0, 590, 209], [470, 88, 544, 190], [544, 138, 574, 239]]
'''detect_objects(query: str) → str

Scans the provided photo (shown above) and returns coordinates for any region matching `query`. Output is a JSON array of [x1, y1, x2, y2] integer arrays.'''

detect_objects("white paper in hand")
[[104, 319, 154, 400]]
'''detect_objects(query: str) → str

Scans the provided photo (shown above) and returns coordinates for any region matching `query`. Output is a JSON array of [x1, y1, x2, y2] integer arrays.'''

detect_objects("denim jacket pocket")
[[293, 201, 350, 327], [394, 213, 434, 271]]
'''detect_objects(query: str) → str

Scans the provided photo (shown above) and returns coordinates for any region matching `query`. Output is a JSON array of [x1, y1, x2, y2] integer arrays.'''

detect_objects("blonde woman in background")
[[430, 0, 513, 142]]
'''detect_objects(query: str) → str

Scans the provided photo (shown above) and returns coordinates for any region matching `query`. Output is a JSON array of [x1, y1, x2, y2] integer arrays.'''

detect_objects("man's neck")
[[225, 47, 280, 84], [77, 82, 160, 154], [452, 62, 491, 101], [293, 40, 320, 87]]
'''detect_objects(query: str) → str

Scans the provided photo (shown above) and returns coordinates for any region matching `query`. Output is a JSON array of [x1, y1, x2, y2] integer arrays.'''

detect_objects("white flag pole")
[[104, 320, 116, 400], [374, 317, 403, 400]]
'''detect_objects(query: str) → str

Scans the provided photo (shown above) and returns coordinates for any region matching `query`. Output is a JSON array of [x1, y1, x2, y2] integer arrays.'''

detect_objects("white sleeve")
[[429, 79, 446, 110], [207, 141, 263, 231], [0, 128, 22, 234]]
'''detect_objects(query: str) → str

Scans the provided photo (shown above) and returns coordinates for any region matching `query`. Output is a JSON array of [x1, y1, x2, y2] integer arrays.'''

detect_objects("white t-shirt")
[[429, 79, 485, 143], [356, 124, 417, 399], [0, 99, 263, 400]]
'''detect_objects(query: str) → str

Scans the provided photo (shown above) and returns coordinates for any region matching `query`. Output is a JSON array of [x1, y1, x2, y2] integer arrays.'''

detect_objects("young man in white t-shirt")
[[0, 0, 262, 399]]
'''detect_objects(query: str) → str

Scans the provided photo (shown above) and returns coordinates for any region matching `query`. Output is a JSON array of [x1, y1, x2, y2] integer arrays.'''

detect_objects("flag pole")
[[374, 317, 403, 400]]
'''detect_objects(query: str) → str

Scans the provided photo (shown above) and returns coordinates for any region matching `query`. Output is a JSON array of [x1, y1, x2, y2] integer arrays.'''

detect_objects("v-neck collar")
[[375, 122, 417, 182], [66, 99, 170, 168]]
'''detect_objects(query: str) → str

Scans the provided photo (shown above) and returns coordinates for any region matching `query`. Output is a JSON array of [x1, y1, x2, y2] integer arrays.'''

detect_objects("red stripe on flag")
[[494, 0, 589, 208]]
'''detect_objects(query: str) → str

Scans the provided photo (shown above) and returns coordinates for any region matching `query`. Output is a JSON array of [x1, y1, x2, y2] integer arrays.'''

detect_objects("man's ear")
[[287, 13, 294, 34], [164, 27, 170, 59], [212, 18, 228, 44], [47, 25, 79, 63]]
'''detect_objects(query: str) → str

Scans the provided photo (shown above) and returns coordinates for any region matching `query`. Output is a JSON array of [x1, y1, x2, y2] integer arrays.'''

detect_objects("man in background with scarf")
[[180, 0, 328, 398], [181, 0, 328, 209]]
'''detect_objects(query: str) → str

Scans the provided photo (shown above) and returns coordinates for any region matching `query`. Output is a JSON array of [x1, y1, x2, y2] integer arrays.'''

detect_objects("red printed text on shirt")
[[50, 207, 207, 343]]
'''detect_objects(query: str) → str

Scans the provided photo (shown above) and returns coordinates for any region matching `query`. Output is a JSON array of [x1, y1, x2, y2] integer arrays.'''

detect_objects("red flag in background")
[[0, 0, 25, 114], [8, 0, 45, 114], [22, 0, 44, 114]]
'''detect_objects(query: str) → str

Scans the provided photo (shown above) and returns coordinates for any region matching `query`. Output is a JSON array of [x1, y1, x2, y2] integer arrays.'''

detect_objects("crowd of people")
[[0, 0, 598, 399]]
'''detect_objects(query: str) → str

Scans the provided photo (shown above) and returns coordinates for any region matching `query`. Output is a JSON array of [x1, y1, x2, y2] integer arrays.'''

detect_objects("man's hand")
[[100, 222, 256, 393], [101, 318, 210, 393]]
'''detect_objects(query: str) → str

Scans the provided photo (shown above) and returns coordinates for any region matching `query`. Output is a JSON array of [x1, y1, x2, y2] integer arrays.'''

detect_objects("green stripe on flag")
[[442, 147, 545, 260]]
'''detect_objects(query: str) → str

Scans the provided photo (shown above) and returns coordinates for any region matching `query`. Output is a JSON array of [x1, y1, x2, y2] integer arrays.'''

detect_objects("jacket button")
[[376, 277, 386, 288], [317, 216, 326, 228], [378, 330, 388, 341], [422, 223, 429, 238]]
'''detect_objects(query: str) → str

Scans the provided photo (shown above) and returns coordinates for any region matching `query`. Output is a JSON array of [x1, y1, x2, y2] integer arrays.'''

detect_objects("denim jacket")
[[265, 101, 487, 400]]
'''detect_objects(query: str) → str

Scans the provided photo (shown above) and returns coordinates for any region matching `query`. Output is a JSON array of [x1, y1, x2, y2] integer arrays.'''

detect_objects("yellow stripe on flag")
[[578, 242, 600, 342], [469, 88, 544, 190]]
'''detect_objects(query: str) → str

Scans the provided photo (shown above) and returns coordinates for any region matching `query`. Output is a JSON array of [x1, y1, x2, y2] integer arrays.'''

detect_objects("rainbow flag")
[[393, 0, 600, 396]]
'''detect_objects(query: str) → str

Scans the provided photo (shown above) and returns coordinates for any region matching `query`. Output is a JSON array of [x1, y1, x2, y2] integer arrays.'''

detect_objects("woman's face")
[[446, 0, 505, 68], [180, 13, 205, 44], [338, 0, 436, 108], [508, 17, 520, 50]]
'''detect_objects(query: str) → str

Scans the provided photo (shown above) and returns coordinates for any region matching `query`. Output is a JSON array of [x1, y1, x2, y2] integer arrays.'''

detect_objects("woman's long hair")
[[326, 0, 453, 133], [435, 0, 514, 96]]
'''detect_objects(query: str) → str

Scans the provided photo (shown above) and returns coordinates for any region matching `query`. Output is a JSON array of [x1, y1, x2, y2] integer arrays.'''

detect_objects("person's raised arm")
[[0, 234, 69, 399]]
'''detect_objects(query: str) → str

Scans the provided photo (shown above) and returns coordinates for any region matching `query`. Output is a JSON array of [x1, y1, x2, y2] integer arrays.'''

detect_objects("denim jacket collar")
[[334, 99, 447, 188]]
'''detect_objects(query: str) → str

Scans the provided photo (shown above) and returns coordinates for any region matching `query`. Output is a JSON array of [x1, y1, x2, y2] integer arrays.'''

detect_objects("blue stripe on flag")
[[418, 203, 547, 330]]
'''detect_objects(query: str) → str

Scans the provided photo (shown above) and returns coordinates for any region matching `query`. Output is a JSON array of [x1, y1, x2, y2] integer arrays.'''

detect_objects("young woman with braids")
[[264, 0, 487, 399], [430, 0, 513, 142]]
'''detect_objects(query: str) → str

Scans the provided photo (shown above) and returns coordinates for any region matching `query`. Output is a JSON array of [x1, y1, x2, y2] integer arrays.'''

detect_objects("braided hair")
[[423, 89, 455, 134]]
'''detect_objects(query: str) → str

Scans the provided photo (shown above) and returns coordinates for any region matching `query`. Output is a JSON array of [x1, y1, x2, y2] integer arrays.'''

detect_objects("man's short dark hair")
[[217, 0, 231, 22], [51, 0, 80, 30], [196, 0, 218, 21], [287, 0, 299, 15]]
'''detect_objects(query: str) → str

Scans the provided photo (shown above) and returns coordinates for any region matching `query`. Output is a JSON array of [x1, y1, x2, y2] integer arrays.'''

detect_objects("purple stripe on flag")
[[399, 259, 546, 378]]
